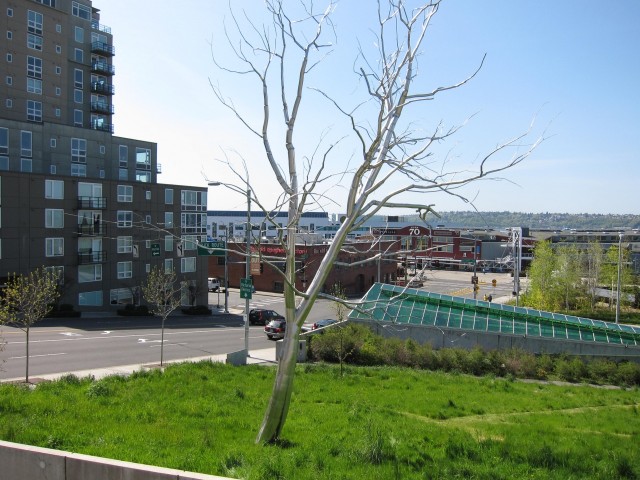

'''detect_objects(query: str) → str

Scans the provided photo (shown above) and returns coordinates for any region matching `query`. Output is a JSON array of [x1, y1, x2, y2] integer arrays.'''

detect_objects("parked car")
[[312, 318, 338, 330], [264, 319, 286, 340], [208, 277, 220, 292], [249, 309, 283, 326]]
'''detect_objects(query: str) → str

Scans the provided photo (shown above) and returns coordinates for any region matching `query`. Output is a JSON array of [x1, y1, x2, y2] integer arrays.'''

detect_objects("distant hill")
[[416, 212, 640, 230]]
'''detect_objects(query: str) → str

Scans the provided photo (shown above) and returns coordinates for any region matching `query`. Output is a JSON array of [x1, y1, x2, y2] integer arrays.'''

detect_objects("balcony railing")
[[77, 223, 106, 237], [91, 20, 112, 34], [91, 41, 115, 57], [91, 61, 115, 76], [156, 163, 162, 174], [78, 196, 107, 209], [90, 102, 114, 115], [91, 121, 114, 133], [78, 250, 107, 265], [91, 82, 114, 95]]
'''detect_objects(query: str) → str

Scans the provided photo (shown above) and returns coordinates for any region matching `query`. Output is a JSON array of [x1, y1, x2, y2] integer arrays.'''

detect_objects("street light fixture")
[[208, 180, 251, 363]]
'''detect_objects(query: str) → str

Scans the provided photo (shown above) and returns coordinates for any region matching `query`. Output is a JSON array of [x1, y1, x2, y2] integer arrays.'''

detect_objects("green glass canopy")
[[349, 283, 640, 346]]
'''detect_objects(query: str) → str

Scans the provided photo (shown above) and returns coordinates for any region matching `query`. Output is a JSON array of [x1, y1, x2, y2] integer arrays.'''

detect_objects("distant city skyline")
[[102, 0, 639, 215]]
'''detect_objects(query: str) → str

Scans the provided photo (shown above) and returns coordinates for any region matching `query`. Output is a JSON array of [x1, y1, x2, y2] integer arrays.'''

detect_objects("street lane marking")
[[10, 352, 67, 360]]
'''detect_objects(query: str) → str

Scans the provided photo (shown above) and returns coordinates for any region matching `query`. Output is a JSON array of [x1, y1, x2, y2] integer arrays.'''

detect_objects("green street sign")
[[197, 241, 226, 256], [240, 277, 253, 299], [151, 243, 161, 257]]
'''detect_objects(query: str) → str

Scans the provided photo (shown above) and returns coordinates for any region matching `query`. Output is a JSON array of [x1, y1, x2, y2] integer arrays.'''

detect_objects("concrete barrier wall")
[[0, 440, 231, 480], [355, 320, 640, 363]]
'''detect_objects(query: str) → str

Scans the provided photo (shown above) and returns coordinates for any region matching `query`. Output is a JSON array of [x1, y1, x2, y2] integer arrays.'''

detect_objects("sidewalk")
[[1, 347, 278, 384]]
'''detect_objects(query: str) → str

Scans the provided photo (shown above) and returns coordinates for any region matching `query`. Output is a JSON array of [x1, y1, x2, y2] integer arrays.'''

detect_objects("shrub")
[[181, 305, 212, 315], [614, 362, 640, 387], [117, 304, 153, 316]]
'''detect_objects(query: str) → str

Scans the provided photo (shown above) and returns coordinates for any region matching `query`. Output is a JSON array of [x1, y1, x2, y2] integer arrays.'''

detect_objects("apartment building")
[[0, 0, 208, 310]]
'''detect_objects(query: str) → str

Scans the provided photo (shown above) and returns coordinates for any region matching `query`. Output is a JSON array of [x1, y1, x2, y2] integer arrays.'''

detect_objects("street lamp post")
[[209, 180, 251, 362], [616, 233, 623, 324]]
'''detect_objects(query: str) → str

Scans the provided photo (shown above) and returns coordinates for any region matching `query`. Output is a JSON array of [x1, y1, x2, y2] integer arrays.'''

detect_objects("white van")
[[208, 278, 220, 292]]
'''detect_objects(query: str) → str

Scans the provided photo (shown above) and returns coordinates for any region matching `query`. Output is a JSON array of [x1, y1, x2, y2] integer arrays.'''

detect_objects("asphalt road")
[[0, 271, 521, 381]]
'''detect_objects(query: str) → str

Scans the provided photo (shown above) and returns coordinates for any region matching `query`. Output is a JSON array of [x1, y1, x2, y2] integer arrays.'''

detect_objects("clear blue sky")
[[100, 1, 639, 215]]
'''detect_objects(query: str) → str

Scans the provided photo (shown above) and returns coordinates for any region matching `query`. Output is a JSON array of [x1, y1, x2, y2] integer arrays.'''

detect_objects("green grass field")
[[1, 361, 638, 479]]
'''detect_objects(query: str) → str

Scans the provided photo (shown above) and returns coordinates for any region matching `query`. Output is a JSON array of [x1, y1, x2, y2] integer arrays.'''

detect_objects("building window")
[[0, 157, 8, 170], [72, 2, 91, 20], [27, 100, 42, 121], [74, 48, 83, 63], [45, 209, 64, 228], [54, 108, 61, 117], [20, 130, 33, 157], [89, 262, 115, 287], [119, 145, 128, 167], [6, 53, 12, 62], [181, 213, 207, 234], [117, 261, 132, 279], [99, 169, 105, 178], [27, 56, 42, 79], [136, 148, 150, 169], [117, 236, 133, 253], [50, 165, 56, 174], [55, 66, 61, 75], [27, 77, 42, 94], [44, 266, 64, 285], [45, 179, 64, 199], [27, 10, 43, 35], [74, 109, 83, 127], [74, 89, 83, 103], [165, 188, 173, 204], [117, 185, 132, 202], [119, 168, 127, 180], [74, 26, 84, 43], [6, 31, 12, 40], [46, 238, 64, 257], [164, 212, 173, 228], [7, 8, 13, 16], [164, 258, 173, 273], [71, 164, 86, 177], [181, 190, 207, 211], [56, 24, 61, 33], [0, 127, 7, 154], [50, 138, 56, 148], [27, 33, 43, 51], [181, 257, 196, 273], [165, 235, 173, 252], [145, 214, 151, 224], [79, 290, 103, 305], [55, 86, 61, 96], [20, 158, 32, 172], [74, 68, 83, 88], [135, 171, 150, 183], [99, 145, 105, 154], [145, 190, 151, 200], [5, 76, 11, 85], [56, 44, 61, 54], [182, 235, 201, 251], [71, 138, 87, 162], [117, 210, 132, 227]]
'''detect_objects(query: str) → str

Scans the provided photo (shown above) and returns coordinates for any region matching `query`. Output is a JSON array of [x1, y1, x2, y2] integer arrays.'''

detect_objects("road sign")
[[151, 243, 160, 257], [240, 277, 253, 299], [197, 241, 225, 256]]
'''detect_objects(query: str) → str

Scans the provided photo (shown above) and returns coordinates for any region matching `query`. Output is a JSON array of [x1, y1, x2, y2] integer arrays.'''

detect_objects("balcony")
[[91, 120, 114, 133], [156, 163, 162, 174], [91, 20, 112, 34], [90, 102, 114, 115], [78, 250, 107, 265], [91, 41, 115, 57], [91, 61, 115, 76], [78, 196, 107, 209], [77, 223, 106, 237], [91, 81, 114, 95]]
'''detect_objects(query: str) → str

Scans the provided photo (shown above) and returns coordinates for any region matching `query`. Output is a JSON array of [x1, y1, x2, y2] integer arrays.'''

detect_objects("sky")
[[99, 0, 639, 215]]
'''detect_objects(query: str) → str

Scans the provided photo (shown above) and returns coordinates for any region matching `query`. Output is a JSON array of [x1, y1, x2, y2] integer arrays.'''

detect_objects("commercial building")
[[0, 0, 208, 310]]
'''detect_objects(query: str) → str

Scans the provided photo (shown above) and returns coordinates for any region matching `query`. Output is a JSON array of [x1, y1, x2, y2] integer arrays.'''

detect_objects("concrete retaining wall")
[[0, 440, 231, 480], [354, 320, 640, 362]]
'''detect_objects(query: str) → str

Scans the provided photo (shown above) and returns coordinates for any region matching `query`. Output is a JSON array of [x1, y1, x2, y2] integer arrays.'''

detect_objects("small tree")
[[0, 267, 59, 383], [584, 241, 604, 311], [141, 266, 182, 366], [524, 241, 558, 311]]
